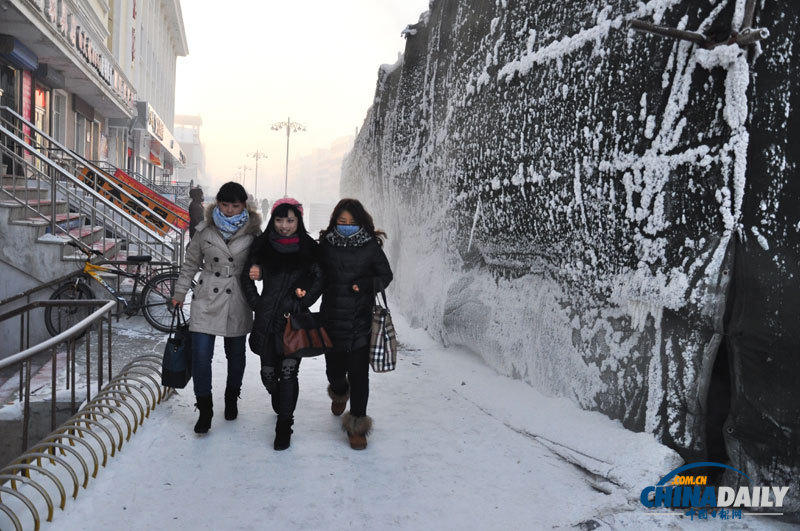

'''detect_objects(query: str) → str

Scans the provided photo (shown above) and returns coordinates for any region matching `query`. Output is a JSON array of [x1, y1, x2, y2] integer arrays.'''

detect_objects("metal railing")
[[0, 300, 116, 451], [0, 300, 172, 530], [0, 106, 185, 265], [0, 271, 82, 310]]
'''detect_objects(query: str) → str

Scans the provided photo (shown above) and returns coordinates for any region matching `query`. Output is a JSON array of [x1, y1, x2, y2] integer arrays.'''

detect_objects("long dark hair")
[[320, 198, 387, 244], [267, 202, 308, 236]]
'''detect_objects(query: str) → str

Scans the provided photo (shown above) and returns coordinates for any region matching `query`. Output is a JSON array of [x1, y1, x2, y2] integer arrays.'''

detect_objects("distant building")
[[175, 114, 205, 187], [306, 202, 337, 235]]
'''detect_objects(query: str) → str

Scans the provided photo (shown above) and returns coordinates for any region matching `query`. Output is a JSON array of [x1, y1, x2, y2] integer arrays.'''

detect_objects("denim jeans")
[[191, 332, 246, 397]]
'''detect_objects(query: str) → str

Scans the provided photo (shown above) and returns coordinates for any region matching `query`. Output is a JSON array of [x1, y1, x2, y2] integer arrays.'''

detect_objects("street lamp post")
[[270, 117, 305, 197], [238, 165, 251, 187], [247, 149, 268, 199]]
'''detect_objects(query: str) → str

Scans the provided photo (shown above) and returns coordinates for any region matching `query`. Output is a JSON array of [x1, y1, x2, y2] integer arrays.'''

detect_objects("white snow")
[[750, 226, 770, 251], [38, 233, 70, 243], [0, 313, 719, 531]]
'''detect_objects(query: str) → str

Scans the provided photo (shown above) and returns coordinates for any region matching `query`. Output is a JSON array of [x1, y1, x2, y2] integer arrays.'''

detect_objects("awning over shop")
[[0, 35, 38, 71]]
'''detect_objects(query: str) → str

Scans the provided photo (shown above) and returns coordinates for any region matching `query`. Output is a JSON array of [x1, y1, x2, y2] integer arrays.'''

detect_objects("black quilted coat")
[[319, 233, 393, 351], [241, 232, 323, 356]]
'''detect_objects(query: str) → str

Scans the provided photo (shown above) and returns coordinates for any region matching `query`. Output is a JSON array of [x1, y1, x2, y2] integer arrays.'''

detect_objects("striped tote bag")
[[370, 289, 397, 372]]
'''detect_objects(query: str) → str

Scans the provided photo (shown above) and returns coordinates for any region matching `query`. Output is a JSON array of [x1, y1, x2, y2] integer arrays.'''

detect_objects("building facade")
[[0, 0, 187, 183]]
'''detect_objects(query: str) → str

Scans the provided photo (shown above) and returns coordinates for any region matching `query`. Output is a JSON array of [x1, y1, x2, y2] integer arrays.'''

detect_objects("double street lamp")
[[271, 117, 305, 197]]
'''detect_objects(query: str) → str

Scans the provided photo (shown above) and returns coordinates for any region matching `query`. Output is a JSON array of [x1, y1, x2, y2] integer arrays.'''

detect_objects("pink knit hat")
[[271, 197, 303, 216]]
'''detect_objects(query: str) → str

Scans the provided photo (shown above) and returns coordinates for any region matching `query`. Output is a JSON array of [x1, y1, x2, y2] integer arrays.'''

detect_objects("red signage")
[[77, 166, 189, 234], [22, 71, 32, 140], [21, 71, 33, 164], [112, 168, 188, 229]]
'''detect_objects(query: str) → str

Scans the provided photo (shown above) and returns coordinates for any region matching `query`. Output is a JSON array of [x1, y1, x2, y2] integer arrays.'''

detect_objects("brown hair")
[[320, 198, 387, 244]]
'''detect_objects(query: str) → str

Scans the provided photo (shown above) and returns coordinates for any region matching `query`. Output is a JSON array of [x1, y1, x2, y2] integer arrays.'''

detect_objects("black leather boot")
[[274, 418, 293, 450], [194, 395, 213, 433], [270, 392, 280, 415], [224, 388, 240, 420]]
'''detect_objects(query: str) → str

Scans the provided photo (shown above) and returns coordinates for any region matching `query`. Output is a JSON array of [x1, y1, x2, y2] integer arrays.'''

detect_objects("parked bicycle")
[[45, 241, 191, 335]]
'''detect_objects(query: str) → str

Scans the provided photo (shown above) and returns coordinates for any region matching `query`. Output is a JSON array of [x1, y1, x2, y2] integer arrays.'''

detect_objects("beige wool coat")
[[173, 203, 262, 337]]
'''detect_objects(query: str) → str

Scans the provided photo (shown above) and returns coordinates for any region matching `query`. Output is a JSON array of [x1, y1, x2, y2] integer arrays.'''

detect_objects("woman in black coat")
[[319, 198, 393, 450], [241, 198, 322, 450]]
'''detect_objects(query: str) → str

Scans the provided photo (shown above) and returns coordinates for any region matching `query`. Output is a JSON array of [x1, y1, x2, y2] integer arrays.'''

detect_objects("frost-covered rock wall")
[[343, 0, 799, 505]]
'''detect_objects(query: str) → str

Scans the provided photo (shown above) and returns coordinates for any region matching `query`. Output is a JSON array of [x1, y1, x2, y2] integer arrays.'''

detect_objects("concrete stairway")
[[0, 175, 123, 286]]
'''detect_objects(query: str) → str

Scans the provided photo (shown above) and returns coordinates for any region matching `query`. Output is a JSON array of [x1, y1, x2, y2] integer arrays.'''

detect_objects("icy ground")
[[46, 314, 792, 530]]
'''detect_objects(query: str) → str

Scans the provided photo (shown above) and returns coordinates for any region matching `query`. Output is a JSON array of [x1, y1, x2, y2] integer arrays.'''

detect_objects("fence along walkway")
[[0, 299, 172, 531]]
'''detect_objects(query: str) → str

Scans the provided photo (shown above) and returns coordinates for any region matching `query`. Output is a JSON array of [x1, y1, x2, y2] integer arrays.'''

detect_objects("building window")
[[52, 92, 66, 144], [74, 113, 86, 157], [91, 120, 100, 160]]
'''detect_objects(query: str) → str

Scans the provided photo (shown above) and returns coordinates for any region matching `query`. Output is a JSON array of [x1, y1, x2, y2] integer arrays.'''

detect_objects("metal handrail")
[[0, 106, 186, 235], [0, 296, 172, 529], [0, 300, 114, 370], [0, 123, 179, 263], [0, 271, 81, 308]]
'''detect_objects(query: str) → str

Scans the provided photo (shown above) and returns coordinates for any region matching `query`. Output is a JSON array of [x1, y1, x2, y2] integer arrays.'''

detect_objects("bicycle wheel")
[[141, 271, 191, 332], [45, 281, 96, 337]]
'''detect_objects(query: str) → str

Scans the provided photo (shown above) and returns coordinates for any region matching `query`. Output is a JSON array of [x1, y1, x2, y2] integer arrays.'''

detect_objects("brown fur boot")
[[342, 412, 372, 450], [328, 385, 349, 416]]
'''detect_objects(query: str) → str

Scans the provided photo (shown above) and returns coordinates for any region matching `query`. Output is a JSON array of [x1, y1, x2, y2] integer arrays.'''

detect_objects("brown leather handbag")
[[283, 309, 333, 357]]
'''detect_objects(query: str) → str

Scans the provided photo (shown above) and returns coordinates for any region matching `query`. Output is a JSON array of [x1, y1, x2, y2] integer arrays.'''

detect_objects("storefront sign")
[[28, 0, 136, 112], [149, 140, 162, 167], [147, 108, 165, 141], [136, 101, 182, 165], [77, 166, 189, 235]]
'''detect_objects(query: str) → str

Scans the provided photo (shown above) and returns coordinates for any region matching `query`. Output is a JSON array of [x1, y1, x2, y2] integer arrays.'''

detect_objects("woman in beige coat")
[[172, 182, 262, 433]]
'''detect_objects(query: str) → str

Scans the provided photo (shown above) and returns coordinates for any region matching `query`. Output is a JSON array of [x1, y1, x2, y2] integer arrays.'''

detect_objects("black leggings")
[[325, 346, 370, 417], [260, 351, 301, 422]]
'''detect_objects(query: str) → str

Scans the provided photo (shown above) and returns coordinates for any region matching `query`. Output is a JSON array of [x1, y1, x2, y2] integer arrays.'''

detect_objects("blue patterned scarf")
[[212, 207, 249, 241]]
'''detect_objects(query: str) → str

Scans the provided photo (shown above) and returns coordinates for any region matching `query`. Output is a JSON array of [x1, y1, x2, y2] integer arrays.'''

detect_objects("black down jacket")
[[319, 235, 393, 351], [241, 232, 323, 356]]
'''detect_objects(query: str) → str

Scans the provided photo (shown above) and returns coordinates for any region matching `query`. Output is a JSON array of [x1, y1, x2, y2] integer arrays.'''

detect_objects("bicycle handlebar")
[[68, 240, 103, 257]]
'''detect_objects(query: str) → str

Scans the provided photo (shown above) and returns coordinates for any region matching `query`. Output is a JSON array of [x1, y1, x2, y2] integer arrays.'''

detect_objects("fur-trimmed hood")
[[197, 201, 262, 238]]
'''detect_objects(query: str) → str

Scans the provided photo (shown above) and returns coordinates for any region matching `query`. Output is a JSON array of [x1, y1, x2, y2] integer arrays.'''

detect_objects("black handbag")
[[283, 304, 333, 358], [161, 310, 192, 388]]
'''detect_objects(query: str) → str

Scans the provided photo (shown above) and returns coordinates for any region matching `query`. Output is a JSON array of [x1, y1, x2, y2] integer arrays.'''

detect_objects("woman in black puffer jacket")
[[319, 198, 393, 450], [241, 198, 322, 450]]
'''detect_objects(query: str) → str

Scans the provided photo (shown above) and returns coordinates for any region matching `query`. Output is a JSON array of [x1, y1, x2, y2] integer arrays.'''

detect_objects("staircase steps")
[[11, 212, 80, 227], [61, 238, 123, 262], [67, 225, 105, 242], [1, 184, 50, 201]]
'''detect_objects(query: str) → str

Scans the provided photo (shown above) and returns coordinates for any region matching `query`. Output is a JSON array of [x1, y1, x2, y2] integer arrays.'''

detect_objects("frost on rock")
[[343, 0, 800, 508]]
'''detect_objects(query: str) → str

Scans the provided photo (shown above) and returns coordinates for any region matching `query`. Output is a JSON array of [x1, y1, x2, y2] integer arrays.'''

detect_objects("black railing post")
[[51, 347, 57, 431], [97, 320, 104, 389], [85, 328, 91, 403], [22, 359, 31, 452]]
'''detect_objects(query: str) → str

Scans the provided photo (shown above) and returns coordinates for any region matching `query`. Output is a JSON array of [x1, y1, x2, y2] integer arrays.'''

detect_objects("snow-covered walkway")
[[48, 314, 786, 530]]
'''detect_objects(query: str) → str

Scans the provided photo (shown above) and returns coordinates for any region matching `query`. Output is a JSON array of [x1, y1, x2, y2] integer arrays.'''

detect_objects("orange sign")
[[77, 166, 189, 236]]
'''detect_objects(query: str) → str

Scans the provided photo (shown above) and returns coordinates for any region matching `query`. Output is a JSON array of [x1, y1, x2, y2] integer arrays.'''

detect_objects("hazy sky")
[[175, 0, 430, 202]]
